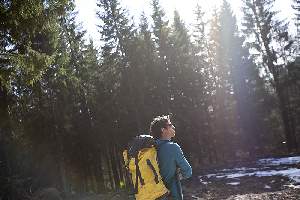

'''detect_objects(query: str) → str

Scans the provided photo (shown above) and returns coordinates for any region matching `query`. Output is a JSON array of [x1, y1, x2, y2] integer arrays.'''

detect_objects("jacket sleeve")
[[173, 143, 192, 179]]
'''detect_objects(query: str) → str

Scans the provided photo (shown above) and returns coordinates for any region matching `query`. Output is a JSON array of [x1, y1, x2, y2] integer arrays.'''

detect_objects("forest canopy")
[[0, 0, 299, 198]]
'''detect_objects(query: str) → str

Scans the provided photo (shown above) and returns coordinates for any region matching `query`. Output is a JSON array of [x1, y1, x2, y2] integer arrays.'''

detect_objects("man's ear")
[[161, 128, 164, 133]]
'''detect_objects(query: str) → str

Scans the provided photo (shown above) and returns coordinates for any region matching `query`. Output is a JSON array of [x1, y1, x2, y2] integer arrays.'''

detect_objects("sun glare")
[[121, 0, 225, 23], [75, 0, 293, 46]]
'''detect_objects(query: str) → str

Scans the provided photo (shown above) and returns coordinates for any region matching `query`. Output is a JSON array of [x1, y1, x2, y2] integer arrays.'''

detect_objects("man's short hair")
[[150, 115, 170, 139]]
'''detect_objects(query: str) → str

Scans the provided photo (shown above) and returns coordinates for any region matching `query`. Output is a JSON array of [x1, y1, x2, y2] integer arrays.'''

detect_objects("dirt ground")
[[63, 160, 300, 200], [182, 161, 300, 200], [183, 176, 300, 199], [65, 176, 300, 200]]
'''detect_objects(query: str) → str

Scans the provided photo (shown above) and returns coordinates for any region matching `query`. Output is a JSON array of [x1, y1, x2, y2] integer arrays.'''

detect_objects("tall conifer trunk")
[[0, 83, 11, 191]]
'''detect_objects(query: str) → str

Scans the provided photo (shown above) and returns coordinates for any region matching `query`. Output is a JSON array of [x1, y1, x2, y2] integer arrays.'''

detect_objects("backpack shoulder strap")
[[134, 153, 144, 194], [146, 158, 159, 184]]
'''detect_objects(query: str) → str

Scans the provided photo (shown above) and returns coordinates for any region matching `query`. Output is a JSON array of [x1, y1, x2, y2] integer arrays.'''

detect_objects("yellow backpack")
[[123, 135, 169, 200]]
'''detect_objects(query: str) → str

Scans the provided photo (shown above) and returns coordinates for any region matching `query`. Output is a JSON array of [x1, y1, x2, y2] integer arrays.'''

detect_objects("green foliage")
[[0, 0, 66, 90], [1, 0, 299, 198]]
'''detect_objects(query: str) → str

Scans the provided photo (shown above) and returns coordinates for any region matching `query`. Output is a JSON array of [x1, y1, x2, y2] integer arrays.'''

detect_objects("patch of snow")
[[257, 156, 300, 166], [199, 156, 300, 186], [215, 172, 252, 179], [221, 167, 258, 172], [191, 196, 205, 200], [227, 182, 240, 186], [255, 168, 300, 184], [284, 184, 300, 189], [199, 178, 209, 185], [264, 185, 271, 189], [207, 168, 300, 184], [226, 168, 300, 183], [205, 174, 217, 178]]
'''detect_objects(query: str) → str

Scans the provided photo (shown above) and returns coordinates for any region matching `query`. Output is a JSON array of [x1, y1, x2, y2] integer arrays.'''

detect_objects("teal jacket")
[[156, 139, 192, 200]]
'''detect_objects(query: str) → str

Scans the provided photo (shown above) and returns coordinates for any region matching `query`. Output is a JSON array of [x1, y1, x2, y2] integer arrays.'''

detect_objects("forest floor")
[[183, 174, 300, 199], [65, 156, 300, 200], [183, 156, 300, 199]]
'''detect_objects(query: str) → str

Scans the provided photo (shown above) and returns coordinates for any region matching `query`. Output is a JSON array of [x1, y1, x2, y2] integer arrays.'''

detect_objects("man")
[[150, 115, 192, 200]]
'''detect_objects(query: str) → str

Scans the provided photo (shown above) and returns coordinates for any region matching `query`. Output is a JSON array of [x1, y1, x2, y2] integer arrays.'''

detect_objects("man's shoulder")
[[168, 141, 179, 146], [164, 141, 181, 150], [156, 140, 180, 149]]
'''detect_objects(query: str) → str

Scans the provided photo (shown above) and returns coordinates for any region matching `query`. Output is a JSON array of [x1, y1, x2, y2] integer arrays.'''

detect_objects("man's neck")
[[160, 136, 171, 140]]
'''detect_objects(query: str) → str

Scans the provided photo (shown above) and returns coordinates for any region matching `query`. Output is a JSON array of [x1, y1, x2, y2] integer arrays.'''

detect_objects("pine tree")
[[170, 10, 211, 166], [293, 0, 300, 56], [193, 4, 209, 60], [133, 13, 157, 124], [96, 0, 138, 189], [150, 0, 171, 112], [285, 0, 300, 148], [151, 0, 170, 64], [206, 7, 230, 162], [242, 0, 298, 152], [0, 0, 69, 197], [191, 4, 219, 165], [219, 1, 266, 155]]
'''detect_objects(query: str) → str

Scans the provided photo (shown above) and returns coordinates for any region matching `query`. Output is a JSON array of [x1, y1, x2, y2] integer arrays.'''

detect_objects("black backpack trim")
[[134, 154, 145, 194], [146, 159, 159, 184]]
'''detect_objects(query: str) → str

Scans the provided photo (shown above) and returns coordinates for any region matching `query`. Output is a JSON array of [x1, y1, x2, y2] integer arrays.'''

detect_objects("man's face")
[[162, 120, 176, 138]]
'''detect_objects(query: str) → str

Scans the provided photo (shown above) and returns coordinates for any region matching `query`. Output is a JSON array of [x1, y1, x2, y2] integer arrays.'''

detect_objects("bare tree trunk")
[[95, 152, 104, 192], [115, 144, 125, 187], [95, 148, 105, 192], [50, 90, 68, 193], [0, 84, 11, 193], [105, 146, 114, 190], [59, 155, 67, 192], [276, 80, 298, 152], [285, 85, 297, 147], [110, 144, 120, 189]]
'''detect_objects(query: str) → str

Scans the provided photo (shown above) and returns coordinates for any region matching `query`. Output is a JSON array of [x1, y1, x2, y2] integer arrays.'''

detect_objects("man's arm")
[[173, 144, 192, 179]]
